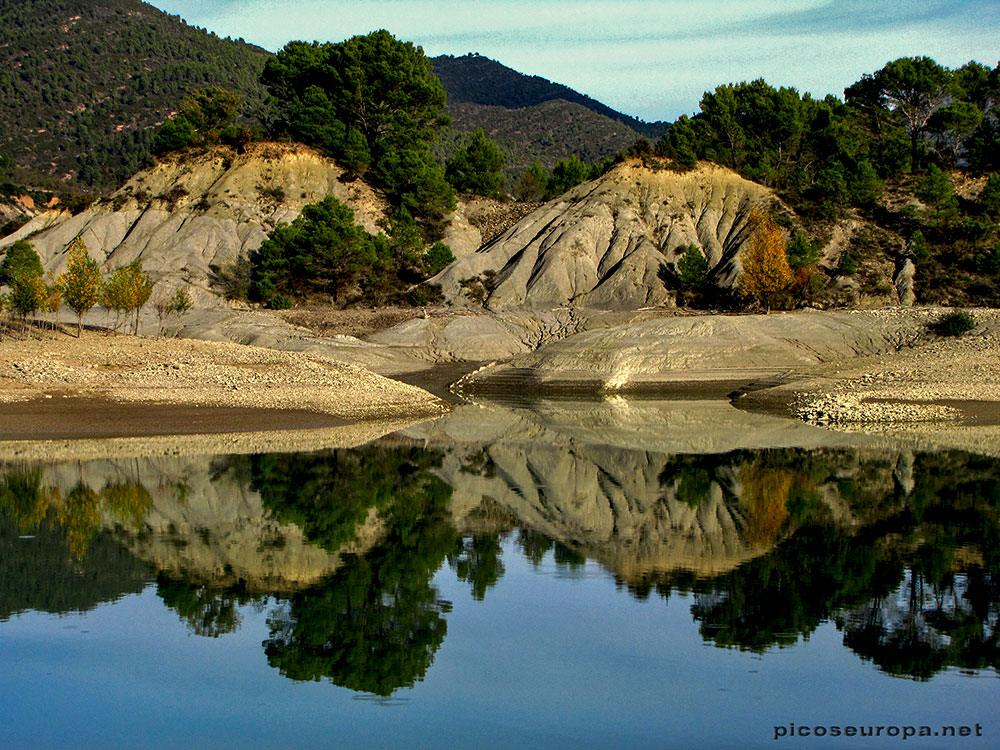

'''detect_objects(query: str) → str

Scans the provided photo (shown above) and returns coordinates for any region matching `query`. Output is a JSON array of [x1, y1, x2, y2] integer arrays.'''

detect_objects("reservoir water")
[[1, 397, 997, 749]]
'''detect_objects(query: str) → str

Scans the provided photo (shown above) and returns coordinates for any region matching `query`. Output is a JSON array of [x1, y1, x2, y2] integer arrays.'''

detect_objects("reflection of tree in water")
[[0, 464, 150, 619], [658, 454, 720, 509], [690, 524, 902, 650], [264, 481, 456, 694], [251, 446, 449, 552], [517, 528, 553, 566], [449, 534, 505, 601], [836, 451, 1000, 679], [0, 463, 153, 559], [675, 450, 1000, 680], [157, 575, 253, 638], [10, 442, 995, 689], [245, 446, 457, 695], [841, 570, 999, 680], [658, 449, 834, 547]]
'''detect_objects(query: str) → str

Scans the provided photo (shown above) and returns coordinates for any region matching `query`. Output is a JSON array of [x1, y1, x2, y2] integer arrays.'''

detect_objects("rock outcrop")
[[894, 257, 916, 306], [434, 161, 775, 310], [464, 309, 929, 390], [0, 143, 389, 305]]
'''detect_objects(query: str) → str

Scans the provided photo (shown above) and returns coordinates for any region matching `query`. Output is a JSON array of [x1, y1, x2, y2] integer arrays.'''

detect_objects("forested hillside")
[[0, 0, 269, 189], [434, 99, 643, 182], [651, 58, 1000, 306], [0, 5, 661, 195], [432, 53, 669, 138]]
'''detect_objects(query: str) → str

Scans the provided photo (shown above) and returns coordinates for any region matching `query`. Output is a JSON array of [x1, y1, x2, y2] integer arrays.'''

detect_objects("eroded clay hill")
[[434, 161, 776, 310], [0, 143, 389, 305]]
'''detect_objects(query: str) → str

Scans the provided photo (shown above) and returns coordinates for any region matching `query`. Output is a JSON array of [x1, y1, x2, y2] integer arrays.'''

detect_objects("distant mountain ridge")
[[434, 99, 645, 182], [432, 54, 669, 139], [0, 3, 664, 194]]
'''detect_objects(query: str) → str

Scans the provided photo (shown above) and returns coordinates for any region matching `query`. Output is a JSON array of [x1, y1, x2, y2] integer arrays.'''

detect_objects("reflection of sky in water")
[[148, 0, 1000, 120], [1, 539, 996, 750]]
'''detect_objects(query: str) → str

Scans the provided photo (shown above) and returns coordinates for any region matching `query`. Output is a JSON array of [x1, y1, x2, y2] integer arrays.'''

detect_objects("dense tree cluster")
[[656, 58, 999, 214], [262, 31, 455, 231], [248, 196, 453, 309], [651, 57, 1000, 308]]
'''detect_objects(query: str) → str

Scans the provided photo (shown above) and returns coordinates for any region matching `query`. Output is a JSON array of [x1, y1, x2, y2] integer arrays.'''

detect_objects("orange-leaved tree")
[[738, 209, 794, 311]]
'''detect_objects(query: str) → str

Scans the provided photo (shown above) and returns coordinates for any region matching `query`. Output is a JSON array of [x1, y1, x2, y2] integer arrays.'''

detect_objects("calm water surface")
[[1, 398, 997, 749]]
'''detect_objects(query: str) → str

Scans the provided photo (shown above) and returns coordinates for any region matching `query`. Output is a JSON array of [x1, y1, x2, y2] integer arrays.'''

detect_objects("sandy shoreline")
[[737, 309, 1000, 454], [0, 396, 352, 440], [0, 329, 448, 457], [3, 307, 1000, 460]]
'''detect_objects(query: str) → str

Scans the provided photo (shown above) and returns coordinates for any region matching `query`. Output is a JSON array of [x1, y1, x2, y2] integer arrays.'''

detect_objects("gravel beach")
[[0, 329, 447, 453], [740, 308, 1000, 454]]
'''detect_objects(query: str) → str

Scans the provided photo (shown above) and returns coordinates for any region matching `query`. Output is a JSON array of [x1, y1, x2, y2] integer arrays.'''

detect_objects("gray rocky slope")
[[462, 309, 931, 390], [434, 161, 775, 310], [0, 143, 389, 306]]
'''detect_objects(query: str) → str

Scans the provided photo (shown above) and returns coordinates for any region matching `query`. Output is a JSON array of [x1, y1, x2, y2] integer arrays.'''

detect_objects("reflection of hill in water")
[[402, 399, 896, 580], [34, 456, 376, 591], [2, 397, 998, 686], [0, 398, 929, 593]]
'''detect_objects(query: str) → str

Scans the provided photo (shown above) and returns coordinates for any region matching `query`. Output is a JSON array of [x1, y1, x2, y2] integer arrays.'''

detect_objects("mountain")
[[433, 99, 646, 184], [0, 0, 269, 190], [433, 160, 776, 309], [0, 4, 666, 195], [432, 53, 672, 183], [432, 54, 669, 139]]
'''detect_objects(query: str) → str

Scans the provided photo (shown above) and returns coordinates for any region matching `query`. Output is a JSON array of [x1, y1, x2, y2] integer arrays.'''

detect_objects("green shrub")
[[909, 231, 931, 263], [786, 230, 819, 269], [268, 294, 292, 310], [929, 309, 976, 336], [837, 252, 857, 275], [0, 240, 44, 284]]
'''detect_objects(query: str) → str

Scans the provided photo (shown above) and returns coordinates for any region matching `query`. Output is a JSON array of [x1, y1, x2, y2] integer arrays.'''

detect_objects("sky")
[[149, 0, 1000, 123]]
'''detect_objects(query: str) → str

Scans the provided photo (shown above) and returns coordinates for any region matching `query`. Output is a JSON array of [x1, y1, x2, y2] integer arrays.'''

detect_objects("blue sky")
[[150, 0, 1000, 122]]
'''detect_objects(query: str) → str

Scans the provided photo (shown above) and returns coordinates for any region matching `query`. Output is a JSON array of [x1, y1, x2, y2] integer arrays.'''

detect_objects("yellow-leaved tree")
[[738, 209, 794, 311], [103, 262, 154, 334], [59, 236, 102, 337]]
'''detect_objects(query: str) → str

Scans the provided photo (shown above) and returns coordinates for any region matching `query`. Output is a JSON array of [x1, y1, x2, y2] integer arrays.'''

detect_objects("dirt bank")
[[0, 329, 447, 443], [736, 308, 1000, 454]]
